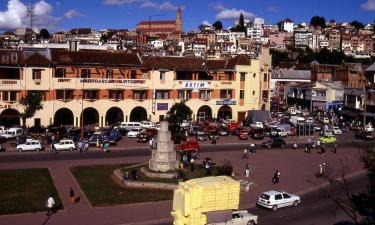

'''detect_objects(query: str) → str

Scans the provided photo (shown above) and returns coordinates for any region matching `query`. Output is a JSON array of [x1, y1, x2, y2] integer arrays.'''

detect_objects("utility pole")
[[363, 79, 367, 129], [26, 3, 34, 44]]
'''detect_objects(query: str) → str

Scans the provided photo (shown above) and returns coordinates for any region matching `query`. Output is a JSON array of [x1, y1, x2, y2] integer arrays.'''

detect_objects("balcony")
[[52, 78, 151, 90], [0, 79, 21, 90]]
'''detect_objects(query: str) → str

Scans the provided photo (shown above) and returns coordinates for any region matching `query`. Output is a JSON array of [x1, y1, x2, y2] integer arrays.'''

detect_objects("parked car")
[[262, 138, 286, 148], [0, 145, 5, 152], [322, 117, 330, 124], [143, 128, 158, 138], [332, 126, 342, 135], [305, 117, 314, 124], [319, 134, 336, 144], [257, 190, 301, 211], [205, 210, 258, 225], [249, 128, 264, 140], [53, 139, 76, 151], [136, 132, 151, 143], [106, 129, 122, 144], [175, 140, 200, 152], [239, 129, 249, 140], [196, 130, 208, 141], [1, 128, 23, 140], [219, 127, 229, 136], [355, 131, 374, 141], [208, 131, 219, 140], [17, 139, 43, 152], [365, 124, 374, 132], [141, 121, 155, 128], [127, 128, 144, 138], [89, 132, 104, 145]]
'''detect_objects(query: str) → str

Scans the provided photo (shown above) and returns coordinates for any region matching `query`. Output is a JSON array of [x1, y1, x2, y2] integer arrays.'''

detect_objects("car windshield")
[[260, 194, 270, 200]]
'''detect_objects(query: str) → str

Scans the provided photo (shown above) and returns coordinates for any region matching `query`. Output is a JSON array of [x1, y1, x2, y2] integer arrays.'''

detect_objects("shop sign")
[[0, 104, 12, 109], [181, 82, 208, 89], [216, 100, 236, 105], [80, 79, 145, 84], [157, 103, 168, 110]]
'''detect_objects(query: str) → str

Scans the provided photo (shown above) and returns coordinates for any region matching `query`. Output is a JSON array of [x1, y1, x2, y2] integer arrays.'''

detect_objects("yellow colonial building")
[[0, 48, 271, 127]]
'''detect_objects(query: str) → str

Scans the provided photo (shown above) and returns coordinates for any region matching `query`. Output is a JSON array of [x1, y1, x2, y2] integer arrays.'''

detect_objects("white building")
[[282, 19, 294, 33]]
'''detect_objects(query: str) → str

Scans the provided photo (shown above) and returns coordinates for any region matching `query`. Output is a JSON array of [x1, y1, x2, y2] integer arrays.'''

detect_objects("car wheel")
[[247, 220, 255, 225], [293, 200, 299, 207], [70, 147, 74, 151], [36, 148, 40, 152], [18, 148, 22, 152], [272, 205, 278, 211]]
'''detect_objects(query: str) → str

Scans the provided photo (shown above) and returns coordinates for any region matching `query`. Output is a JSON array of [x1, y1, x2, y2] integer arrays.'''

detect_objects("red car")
[[239, 129, 249, 140], [175, 140, 200, 152]]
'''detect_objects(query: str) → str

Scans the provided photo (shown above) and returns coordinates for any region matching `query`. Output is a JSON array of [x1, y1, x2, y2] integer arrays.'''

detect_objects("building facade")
[[0, 48, 271, 127]]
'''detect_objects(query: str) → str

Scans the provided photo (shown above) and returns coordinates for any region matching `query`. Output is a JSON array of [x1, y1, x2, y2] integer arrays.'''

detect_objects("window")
[[282, 194, 291, 199], [199, 90, 211, 100], [160, 71, 166, 80], [108, 90, 123, 100], [220, 90, 232, 99], [55, 68, 66, 78], [240, 73, 246, 81], [275, 194, 283, 200], [83, 90, 99, 100], [2, 91, 17, 102], [178, 90, 191, 100], [2, 55, 9, 63], [240, 90, 245, 99], [32, 69, 42, 80], [155, 90, 170, 99], [262, 90, 268, 99], [11, 53, 17, 62], [253, 90, 256, 95], [56, 90, 73, 101], [27, 91, 46, 101], [106, 69, 113, 79], [81, 69, 91, 78], [253, 73, 256, 78], [133, 90, 147, 100], [264, 73, 268, 82]]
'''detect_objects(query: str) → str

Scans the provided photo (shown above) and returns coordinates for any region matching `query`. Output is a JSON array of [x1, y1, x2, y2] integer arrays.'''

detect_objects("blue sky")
[[0, 0, 374, 32]]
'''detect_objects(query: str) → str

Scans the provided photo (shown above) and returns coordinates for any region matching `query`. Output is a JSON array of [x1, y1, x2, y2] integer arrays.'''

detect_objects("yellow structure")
[[171, 176, 240, 225]]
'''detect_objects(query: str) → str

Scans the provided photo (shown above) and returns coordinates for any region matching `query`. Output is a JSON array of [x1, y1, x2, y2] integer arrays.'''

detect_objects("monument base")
[[140, 166, 177, 179]]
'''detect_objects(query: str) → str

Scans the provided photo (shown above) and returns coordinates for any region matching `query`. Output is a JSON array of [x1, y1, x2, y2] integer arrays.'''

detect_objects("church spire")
[[175, 7, 182, 33]]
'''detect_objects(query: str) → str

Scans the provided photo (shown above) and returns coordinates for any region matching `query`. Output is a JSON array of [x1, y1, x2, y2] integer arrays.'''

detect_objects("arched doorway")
[[130, 106, 147, 122], [197, 105, 212, 121], [105, 107, 124, 125], [81, 107, 99, 126], [218, 105, 232, 120], [261, 104, 266, 110], [0, 109, 20, 127], [54, 108, 74, 126]]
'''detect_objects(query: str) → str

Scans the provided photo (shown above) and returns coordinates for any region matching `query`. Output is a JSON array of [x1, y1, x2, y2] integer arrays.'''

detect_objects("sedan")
[[262, 138, 286, 148], [319, 134, 336, 144], [53, 139, 76, 151], [257, 190, 301, 211], [17, 140, 43, 152], [332, 126, 342, 135], [127, 128, 144, 138]]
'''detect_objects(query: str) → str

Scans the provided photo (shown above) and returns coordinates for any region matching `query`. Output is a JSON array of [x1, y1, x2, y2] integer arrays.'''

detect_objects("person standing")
[[190, 157, 195, 172], [78, 139, 83, 153], [242, 148, 249, 159], [245, 163, 250, 177], [149, 138, 153, 149], [272, 169, 281, 184], [46, 196, 55, 216], [250, 143, 256, 154], [69, 188, 75, 204]]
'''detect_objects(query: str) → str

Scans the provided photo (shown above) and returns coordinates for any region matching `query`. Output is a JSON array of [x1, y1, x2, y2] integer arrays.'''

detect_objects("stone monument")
[[148, 121, 178, 175]]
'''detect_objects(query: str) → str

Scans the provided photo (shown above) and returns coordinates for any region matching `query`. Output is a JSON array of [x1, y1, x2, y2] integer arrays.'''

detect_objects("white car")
[[322, 117, 330, 124], [257, 190, 301, 211], [53, 139, 76, 151], [332, 126, 342, 135], [206, 210, 258, 225], [17, 140, 43, 152], [141, 122, 155, 128], [365, 124, 374, 132], [127, 128, 144, 138], [1, 128, 23, 140], [305, 117, 314, 124]]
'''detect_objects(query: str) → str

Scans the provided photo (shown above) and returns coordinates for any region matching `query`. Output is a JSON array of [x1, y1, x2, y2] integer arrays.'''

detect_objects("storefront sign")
[[80, 79, 145, 84], [181, 82, 208, 89], [0, 104, 12, 109], [216, 100, 236, 105], [57, 78, 71, 83], [157, 103, 168, 110]]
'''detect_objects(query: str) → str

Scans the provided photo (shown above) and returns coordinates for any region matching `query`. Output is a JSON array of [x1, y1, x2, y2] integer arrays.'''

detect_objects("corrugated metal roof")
[[271, 69, 311, 80]]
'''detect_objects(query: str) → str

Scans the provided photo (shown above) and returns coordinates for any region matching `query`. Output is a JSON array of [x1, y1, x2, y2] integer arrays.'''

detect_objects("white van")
[[119, 122, 142, 131], [1, 128, 23, 139]]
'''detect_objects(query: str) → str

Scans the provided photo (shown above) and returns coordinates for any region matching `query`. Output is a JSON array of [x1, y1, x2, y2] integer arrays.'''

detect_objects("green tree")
[[18, 92, 43, 127], [310, 16, 326, 28], [212, 21, 223, 31], [167, 101, 192, 125], [198, 24, 208, 32], [39, 29, 50, 40], [350, 20, 365, 30]]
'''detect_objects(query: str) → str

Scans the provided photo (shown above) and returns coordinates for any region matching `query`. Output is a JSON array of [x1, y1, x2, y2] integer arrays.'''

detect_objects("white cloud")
[[64, 9, 82, 19], [361, 0, 375, 11], [103, 0, 144, 6], [140, 1, 179, 11], [216, 8, 255, 19], [202, 20, 211, 26], [210, 2, 225, 11]]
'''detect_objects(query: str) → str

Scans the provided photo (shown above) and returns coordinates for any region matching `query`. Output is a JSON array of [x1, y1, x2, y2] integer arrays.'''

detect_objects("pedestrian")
[[182, 154, 188, 167], [211, 137, 215, 145], [242, 148, 249, 159], [50, 135, 55, 145], [272, 169, 281, 184], [69, 187, 75, 204], [190, 157, 195, 172], [250, 143, 256, 154], [56, 132, 60, 142], [103, 141, 109, 152], [320, 143, 326, 154], [205, 161, 210, 175], [46, 195, 55, 216], [333, 142, 337, 153], [149, 138, 153, 149], [245, 163, 250, 177], [292, 141, 298, 150], [213, 137, 217, 145], [123, 171, 129, 181], [78, 139, 83, 153]]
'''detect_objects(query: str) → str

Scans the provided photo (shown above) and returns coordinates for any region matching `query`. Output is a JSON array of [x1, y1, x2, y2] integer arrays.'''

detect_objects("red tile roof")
[[137, 20, 176, 26]]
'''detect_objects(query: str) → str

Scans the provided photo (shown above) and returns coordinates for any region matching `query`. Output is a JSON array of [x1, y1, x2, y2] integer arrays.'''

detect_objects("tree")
[[18, 92, 43, 127], [310, 16, 326, 28], [212, 21, 223, 31], [39, 29, 50, 40], [350, 20, 365, 30], [167, 101, 192, 125], [276, 20, 283, 31], [198, 24, 209, 32]]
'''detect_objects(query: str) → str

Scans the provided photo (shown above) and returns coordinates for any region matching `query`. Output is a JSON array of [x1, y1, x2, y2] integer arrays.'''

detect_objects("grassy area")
[[70, 164, 173, 207], [0, 168, 62, 215]]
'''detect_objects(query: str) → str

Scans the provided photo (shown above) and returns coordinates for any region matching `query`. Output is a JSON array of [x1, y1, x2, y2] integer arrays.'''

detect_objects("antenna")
[[27, 2, 34, 31]]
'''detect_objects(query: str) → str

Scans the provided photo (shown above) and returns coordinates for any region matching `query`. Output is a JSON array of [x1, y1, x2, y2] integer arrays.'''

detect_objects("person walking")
[[46, 195, 55, 216], [272, 169, 281, 184], [69, 188, 75, 204], [78, 139, 83, 153], [242, 148, 249, 159], [245, 163, 250, 177], [149, 138, 153, 149], [250, 143, 256, 154], [190, 157, 195, 172], [333, 142, 337, 153]]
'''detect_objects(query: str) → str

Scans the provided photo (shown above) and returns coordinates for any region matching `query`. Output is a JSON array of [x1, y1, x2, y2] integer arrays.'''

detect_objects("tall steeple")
[[175, 7, 182, 33]]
